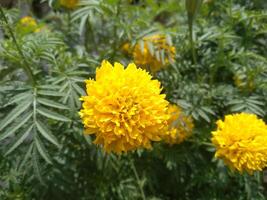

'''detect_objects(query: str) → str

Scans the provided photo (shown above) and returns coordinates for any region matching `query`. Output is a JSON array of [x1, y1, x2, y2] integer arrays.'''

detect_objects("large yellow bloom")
[[163, 104, 194, 145], [133, 34, 176, 73], [60, 0, 79, 9], [212, 113, 267, 174], [79, 60, 169, 153]]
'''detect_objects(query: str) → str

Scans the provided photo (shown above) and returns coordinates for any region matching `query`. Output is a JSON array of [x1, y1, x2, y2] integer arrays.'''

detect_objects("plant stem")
[[130, 160, 146, 200], [111, 0, 122, 60], [67, 11, 71, 35], [0, 7, 36, 86], [188, 19, 197, 64], [187, 139, 214, 147]]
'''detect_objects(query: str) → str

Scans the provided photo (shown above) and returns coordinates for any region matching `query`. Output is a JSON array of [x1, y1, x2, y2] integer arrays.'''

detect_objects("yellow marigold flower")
[[133, 34, 176, 73], [79, 60, 169, 154], [17, 16, 38, 33], [60, 0, 79, 9], [212, 113, 267, 174], [163, 104, 194, 145]]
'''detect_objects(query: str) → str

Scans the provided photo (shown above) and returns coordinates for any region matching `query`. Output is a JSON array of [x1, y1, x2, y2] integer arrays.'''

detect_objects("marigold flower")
[[79, 60, 169, 153], [163, 104, 194, 145], [60, 0, 79, 9], [17, 16, 39, 33], [212, 113, 267, 174], [133, 34, 176, 73]]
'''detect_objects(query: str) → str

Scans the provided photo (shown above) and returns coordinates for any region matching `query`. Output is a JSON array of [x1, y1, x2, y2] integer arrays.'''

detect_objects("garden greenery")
[[0, 0, 267, 199]]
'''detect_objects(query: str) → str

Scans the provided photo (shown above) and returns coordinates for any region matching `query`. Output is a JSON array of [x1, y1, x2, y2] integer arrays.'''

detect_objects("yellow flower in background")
[[17, 16, 39, 34], [211, 113, 267, 174], [20, 16, 37, 27], [60, 0, 79, 9], [163, 104, 194, 145], [133, 34, 176, 73], [79, 60, 169, 154]]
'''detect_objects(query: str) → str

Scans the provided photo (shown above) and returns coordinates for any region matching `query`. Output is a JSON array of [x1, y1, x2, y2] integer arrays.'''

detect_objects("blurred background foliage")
[[0, 0, 267, 199]]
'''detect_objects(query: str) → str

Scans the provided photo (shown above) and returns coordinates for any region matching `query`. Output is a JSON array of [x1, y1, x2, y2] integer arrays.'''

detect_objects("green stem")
[[187, 139, 214, 147], [130, 160, 146, 200], [0, 7, 36, 86], [67, 11, 71, 34], [229, 0, 233, 17], [111, 0, 122, 60], [188, 19, 197, 64]]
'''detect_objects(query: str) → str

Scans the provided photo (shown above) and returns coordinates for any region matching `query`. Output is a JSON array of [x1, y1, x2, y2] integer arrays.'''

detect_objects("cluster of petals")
[[80, 60, 169, 153], [122, 34, 176, 73], [212, 113, 267, 174]]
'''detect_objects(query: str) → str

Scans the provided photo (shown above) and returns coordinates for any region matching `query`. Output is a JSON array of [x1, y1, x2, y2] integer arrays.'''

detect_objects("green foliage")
[[0, 0, 267, 199]]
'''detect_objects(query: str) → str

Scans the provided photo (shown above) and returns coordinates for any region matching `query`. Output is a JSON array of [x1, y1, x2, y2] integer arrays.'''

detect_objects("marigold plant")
[[211, 113, 267, 174], [79, 60, 169, 153], [163, 104, 194, 145], [132, 34, 176, 73]]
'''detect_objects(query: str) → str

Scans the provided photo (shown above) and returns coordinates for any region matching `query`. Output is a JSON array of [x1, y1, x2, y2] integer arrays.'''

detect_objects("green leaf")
[[37, 107, 70, 122], [37, 90, 65, 97], [198, 109, 210, 122], [230, 104, 246, 112], [0, 112, 32, 141], [4, 91, 32, 107], [0, 100, 32, 131], [19, 143, 33, 171], [147, 41, 154, 56], [5, 125, 33, 156], [70, 76, 86, 83], [72, 82, 85, 96], [37, 97, 69, 110], [32, 147, 45, 185], [35, 135, 53, 164], [36, 120, 60, 147]]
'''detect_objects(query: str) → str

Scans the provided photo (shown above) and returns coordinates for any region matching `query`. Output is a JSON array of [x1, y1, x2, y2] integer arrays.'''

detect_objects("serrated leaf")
[[0, 100, 32, 131], [230, 104, 246, 112], [35, 135, 52, 164], [5, 125, 33, 156], [37, 97, 69, 110], [198, 109, 210, 122], [5, 91, 32, 107], [191, 111, 199, 120], [247, 98, 265, 106], [147, 42, 154, 56], [70, 76, 86, 83], [160, 49, 165, 65], [19, 143, 33, 171], [138, 40, 144, 53], [176, 100, 192, 109], [32, 147, 44, 185], [227, 99, 244, 105], [72, 82, 85, 96], [155, 50, 160, 61], [202, 107, 215, 115], [36, 120, 60, 147], [37, 107, 70, 122], [0, 112, 32, 141], [37, 85, 61, 90], [246, 102, 265, 116], [38, 90, 65, 97]]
